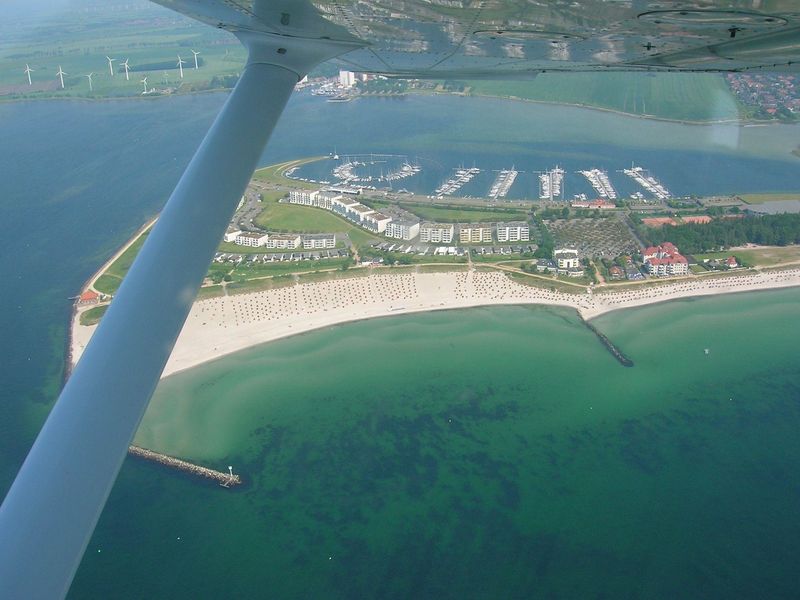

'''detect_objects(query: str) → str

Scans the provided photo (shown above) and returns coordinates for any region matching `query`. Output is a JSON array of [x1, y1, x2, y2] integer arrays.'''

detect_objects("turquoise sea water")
[[0, 92, 799, 598], [68, 290, 800, 599]]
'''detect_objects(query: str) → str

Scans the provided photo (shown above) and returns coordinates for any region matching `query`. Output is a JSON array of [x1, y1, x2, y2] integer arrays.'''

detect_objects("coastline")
[[70, 267, 800, 379]]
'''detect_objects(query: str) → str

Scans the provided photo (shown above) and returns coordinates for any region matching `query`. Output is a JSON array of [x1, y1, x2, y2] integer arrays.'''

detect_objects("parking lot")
[[545, 216, 640, 258], [214, 249, 349, 264]]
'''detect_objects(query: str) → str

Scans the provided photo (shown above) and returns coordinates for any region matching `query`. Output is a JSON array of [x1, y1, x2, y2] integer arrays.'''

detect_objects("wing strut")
[[0, 32, 360, 597]]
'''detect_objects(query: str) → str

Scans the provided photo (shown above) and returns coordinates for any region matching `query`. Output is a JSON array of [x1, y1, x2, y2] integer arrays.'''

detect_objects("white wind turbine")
[[56, 66, 67, 89], [24, 64, 34, 86], [140, 76, 148, 94], [121, 59, 130, 81], [176, 55, 186, 79], [191, 49, 200, 69], [85, 72, 94, 92], [106, 56, 115, 77]]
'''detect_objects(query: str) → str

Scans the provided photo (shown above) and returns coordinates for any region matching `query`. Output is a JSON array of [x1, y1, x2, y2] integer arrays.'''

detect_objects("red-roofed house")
[[726, 256, 738, 268], [644, 243, 689, 276], [78, 290, 100, 305]]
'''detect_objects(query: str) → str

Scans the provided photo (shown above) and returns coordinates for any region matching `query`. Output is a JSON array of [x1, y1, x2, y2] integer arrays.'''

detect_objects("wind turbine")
[[121, 59, 130, 81], [191, 49, 200, 69], [106, 56, 115, 77], [24, 64, 34, 85], [177, 55, 186, 79], [56, 66, 67, 89], [140, 76, 148, 94], [85, 72, 94, 92]]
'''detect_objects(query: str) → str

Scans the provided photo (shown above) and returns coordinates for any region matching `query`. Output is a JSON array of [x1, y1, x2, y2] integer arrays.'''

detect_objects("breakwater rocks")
[[582, 318, 634, 367], [128, 445, 242, 487]]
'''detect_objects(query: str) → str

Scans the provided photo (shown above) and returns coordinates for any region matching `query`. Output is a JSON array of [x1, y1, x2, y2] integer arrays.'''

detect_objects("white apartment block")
[[288, 190, 319, 206], [234, 232, 269, 247], [459, 223, 493, 244], [496, 221, 530, 243], [331, 196, 360, 218], [345, 203, 375, 224], [385, 220, 420, 240], [224, 226, 242, 243], [266, 233, 301, 250], [554, 248, 580, 269], [338, 70, 356, 88], [315, 191, 340, 210], [362, 211, 392, 233], [420, 223, 454, 244], [302, 234, 336, 249]]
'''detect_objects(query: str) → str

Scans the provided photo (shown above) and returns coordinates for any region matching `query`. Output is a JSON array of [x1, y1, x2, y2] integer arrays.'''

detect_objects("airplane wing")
[[1, 1, 798, 598]]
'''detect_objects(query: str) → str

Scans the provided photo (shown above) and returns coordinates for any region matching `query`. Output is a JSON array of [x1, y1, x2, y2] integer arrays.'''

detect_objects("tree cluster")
[[644, 213, 800, 253]]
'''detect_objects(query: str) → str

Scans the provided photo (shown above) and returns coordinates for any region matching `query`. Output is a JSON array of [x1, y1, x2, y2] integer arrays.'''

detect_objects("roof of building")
[[238, 231, 267, 239], [421, 222, 454, 229], [270, 233, 301, 241], [80, 291, 99, 301], [497, 221, 529, 228]]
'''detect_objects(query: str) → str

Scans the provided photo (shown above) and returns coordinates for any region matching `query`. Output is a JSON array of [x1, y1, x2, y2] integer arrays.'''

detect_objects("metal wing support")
[[0, 32, 361, 599]]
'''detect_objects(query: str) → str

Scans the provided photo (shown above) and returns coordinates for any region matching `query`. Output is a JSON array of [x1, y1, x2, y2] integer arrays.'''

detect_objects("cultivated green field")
[[738, 193, 800, 205], [696, 247, 800, 267], [0, 2, 245, 99], [464, 72, 741, 122]]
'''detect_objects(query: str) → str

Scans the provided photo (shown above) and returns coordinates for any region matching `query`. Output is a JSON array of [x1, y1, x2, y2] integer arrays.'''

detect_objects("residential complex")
[[420, 223, 455, 244], [235, 232, 270, 247], [385, 219, 421, 240], [459, 223, 493, 244], [496, 221, 530, 243], [643, 242, 689, 276]]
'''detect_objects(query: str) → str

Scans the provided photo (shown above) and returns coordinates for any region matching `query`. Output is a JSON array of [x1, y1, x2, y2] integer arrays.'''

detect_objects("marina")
[[488, 168, 518, 199], [435, 166, 480, 196], [623, 164, 671, 200], [579, 168, 617, 200], [332, 154, 421, 184], [539, 166, 565, 200]]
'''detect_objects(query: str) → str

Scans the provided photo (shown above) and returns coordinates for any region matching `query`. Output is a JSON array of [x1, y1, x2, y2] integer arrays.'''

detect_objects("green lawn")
[[94, 273, 123, 296], [464, 72, 740, 122], [251, 158, 326, 189], [254, 202, 349, 232], [79, 305, 108, 326], [738, 193, 800, 205], [231, 258, 351, 278], [696, 246, 800, 267]]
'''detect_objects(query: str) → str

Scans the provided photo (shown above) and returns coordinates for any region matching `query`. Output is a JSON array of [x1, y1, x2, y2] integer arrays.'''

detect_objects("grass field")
[[93, 273, 123, 296], [696, 246, 800, 267], [464, 72, 740, 122], [254, 202, 348, 232], [79, 305, 108, 326], [252, 158, 327, 190], [0, 3, 246, 99], [738, 193, 800, 205]]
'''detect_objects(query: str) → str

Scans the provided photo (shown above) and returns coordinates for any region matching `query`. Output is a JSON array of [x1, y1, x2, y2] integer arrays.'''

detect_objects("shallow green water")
[[69, 288, 800, 599]]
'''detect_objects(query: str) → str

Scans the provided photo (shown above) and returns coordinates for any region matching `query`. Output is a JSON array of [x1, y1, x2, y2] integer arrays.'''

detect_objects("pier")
[[581, 318, 634, 367], [128, 445, 242, 488]]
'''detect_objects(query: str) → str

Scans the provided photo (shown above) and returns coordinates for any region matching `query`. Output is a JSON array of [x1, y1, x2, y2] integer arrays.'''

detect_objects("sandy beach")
[[71, 267, 800, 378]]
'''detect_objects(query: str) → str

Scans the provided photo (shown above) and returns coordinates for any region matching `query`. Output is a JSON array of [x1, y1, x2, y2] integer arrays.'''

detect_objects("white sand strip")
[[70, 268, 800, 378]]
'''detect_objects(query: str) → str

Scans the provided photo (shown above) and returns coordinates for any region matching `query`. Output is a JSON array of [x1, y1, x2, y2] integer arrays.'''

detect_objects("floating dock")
[[488, 168, 518, 199], [579, 168, 617, 200], [128, 445, 242, 488], [622, 164, 671, 200], [539, 166, 564, 200], [435, 167, 480, 196]]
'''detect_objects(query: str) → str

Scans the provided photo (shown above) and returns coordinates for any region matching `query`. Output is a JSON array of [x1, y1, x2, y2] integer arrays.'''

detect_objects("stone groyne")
[[128, 445, 242, 488]]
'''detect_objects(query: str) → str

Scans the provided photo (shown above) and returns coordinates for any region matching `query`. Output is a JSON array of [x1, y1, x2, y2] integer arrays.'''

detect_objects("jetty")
[[128, 445, 242, 488], [581, 318, 634, 367]]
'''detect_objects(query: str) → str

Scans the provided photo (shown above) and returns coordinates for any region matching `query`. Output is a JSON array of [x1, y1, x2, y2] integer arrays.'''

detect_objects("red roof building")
[[78, 290, 100, 305], [643, 243, 689, 276]]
